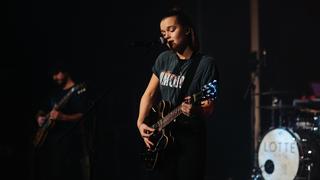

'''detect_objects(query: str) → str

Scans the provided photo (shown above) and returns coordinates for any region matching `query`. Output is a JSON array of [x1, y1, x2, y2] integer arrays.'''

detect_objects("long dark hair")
[[161, 8, 200, 52]]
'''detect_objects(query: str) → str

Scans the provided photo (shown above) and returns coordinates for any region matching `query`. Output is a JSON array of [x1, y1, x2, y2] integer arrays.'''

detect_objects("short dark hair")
[[49, 60, 72, 76], [161, 8, 200, 52]]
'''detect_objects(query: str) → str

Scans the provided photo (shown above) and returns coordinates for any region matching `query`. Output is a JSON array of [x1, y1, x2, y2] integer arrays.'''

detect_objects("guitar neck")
[[152, 105, 182, 130], [55, 90, 74, 110], [40, 87, 75, 128], [149, 79, 218, 131], [40, 113, 53, 129]]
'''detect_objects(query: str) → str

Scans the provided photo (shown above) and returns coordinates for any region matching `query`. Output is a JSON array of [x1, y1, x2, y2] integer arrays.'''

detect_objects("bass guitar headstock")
[[71, 83, 87, 95]]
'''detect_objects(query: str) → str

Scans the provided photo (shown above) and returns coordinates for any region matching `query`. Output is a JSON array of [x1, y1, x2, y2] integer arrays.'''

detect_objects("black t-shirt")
[[152, 50, 219, 131], [46, 84, 87, 145], [152, 50, 218, 107]]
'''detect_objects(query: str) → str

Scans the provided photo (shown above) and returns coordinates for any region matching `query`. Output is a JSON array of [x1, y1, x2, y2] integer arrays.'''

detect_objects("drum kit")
[[253, 91, 320, 180]]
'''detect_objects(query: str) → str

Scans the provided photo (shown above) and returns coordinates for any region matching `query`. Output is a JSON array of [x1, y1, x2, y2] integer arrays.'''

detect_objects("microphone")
[[129, 37, 167, 47]]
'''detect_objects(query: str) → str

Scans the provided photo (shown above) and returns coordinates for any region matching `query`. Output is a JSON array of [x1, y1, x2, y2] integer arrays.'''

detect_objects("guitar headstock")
[[191, 80, 218, 104], [71, 83, 87, 95], [201, 80, 218, 101]]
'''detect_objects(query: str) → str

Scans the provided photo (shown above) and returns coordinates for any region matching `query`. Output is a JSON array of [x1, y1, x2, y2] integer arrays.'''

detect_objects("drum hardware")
[[259, 90, 295, 128], [293, 98, 320, 110], [251, 166, 263, 180], [259, 102, 296, 128], [307, 163, 313, 180], [251, 162, 266, 180], [293, 108, 320, 134], [299, 108, 320, 114]]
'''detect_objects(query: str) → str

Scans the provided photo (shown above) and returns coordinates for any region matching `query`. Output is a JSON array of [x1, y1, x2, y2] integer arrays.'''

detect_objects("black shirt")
[[46, 84, 87, 145], [152, 50, 218, 107]]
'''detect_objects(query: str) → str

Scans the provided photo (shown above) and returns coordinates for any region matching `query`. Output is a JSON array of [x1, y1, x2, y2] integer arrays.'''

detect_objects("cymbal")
[[255, 90, 291, 96], [258, 105, 296, 110]]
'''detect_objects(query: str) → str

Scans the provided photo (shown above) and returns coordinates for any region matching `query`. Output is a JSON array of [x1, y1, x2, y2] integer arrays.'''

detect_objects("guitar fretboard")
[[152, 105, 182, 130], [149, 79, 217, 131], [55, 89, 74, 110]]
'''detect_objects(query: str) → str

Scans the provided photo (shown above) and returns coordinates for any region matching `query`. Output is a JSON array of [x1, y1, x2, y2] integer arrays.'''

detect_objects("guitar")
[[33, 83, 87, 148], [142, 80, 218, 170]]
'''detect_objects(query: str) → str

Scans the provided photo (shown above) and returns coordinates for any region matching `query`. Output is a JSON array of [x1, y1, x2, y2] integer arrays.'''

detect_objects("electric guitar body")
[[143, 100, 175, 170], [141, 80, 218, 171]]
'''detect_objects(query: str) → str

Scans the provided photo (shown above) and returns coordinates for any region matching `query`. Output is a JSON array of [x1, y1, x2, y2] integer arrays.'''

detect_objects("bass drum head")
[[258, 128, 300, 180]]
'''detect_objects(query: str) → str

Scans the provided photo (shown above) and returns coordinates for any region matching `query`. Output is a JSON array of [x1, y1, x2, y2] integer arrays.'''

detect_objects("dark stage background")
[[3, 0, 319, 179]]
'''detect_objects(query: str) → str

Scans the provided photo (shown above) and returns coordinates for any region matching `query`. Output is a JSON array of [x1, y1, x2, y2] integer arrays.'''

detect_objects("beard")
[[55, 78, 67, 88]]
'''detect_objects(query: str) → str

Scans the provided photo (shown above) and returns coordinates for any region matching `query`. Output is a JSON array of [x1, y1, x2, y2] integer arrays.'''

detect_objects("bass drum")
[[258, 128, 320, 180]]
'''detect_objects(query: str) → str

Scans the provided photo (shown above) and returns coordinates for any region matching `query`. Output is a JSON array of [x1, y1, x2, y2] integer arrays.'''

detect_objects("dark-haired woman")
[[137, 9, 219, 180]]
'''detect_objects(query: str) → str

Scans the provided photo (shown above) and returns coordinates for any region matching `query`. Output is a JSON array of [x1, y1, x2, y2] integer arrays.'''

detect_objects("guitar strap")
[[177, 52, 201, 104]]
